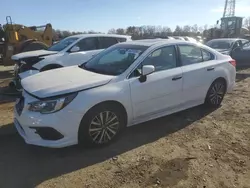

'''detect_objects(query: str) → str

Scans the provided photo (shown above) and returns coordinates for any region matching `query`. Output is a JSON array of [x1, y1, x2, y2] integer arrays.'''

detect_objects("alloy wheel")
[[89, 111, 120, 144], [209, 82, 225, 105]]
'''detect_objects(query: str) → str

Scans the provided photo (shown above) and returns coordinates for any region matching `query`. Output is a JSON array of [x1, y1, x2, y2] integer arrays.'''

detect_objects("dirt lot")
[[0, 66, 250, 188]]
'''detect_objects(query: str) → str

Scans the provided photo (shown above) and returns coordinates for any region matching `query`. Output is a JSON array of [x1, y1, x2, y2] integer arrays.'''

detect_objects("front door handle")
[[172, 76, 182, 81], [207, 67, 215, 71]]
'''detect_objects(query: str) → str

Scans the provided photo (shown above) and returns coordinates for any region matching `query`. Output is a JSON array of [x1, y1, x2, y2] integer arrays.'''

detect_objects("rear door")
[[98, 37, 119, 49], [178, 44, 217, 104]]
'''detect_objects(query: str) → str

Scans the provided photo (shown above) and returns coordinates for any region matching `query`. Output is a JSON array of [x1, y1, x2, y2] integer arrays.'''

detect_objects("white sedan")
[[14, 39, 236, 148]]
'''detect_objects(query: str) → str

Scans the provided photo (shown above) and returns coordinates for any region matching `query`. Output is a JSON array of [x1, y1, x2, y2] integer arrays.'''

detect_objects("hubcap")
[[209, 82, 225, 105], [89, 111, 119, 144]]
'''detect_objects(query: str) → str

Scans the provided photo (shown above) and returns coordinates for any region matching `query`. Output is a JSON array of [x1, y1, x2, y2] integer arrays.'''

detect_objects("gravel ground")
[[0, 66, 249, 188]]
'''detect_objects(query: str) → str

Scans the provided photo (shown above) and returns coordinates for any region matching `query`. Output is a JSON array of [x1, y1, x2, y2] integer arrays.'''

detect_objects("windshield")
[[81, 44, 148, 76], [48, 37, 79, 51], [206, 40, 232, 49]]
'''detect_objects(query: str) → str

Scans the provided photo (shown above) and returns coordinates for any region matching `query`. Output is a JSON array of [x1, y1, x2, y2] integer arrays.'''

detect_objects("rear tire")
[[205, 79, 226, 108], [78, 104, 126, 147]]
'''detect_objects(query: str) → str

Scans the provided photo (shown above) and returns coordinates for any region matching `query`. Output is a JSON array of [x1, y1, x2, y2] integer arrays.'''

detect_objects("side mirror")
[[142, 65, 155, 76], [139, 65, 155, 82], [70, 46, 80, 53]]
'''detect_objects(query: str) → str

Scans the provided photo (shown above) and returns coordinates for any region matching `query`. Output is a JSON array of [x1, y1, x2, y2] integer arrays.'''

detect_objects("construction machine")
[[0, 16, 53, 66]]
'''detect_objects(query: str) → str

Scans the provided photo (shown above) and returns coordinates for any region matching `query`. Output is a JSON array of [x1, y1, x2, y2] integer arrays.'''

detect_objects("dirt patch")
[[0, 68, 250, 188]]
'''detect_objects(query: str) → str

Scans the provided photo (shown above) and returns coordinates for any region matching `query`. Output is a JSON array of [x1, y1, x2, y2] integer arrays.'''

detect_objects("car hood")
[[21, 66, 114, 98], [11, 50, 58, 61]]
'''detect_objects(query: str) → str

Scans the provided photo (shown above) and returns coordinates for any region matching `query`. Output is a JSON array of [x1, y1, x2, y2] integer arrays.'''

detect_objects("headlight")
[[28, 92, 78, 114]]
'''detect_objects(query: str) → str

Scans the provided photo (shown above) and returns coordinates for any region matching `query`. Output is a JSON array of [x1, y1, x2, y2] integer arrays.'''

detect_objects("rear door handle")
[[207, 67, 215, 71], [172, 76, 182, 81]]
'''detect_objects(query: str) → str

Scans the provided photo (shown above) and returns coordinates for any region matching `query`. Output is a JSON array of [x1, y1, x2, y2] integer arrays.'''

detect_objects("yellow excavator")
[[0, 16, 53, 66]]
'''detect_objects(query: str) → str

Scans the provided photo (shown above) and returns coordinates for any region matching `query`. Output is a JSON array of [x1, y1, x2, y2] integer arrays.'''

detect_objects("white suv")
[[11, 34, 132, 89], [14, 39, 236, 148]]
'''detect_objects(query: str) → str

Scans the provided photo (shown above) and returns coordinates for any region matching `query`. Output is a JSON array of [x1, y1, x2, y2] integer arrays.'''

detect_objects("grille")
[[15, 97, 25, 116]]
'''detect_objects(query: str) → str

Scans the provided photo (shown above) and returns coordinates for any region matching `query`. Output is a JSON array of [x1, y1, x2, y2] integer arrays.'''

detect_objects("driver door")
[[128, 45, 183, 121], [231, 41, 250, 67]]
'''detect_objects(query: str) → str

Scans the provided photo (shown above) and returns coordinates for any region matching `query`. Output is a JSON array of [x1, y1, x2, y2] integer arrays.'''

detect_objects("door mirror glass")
[[70, 46, 80, 52], [142, 65, 155, 76]]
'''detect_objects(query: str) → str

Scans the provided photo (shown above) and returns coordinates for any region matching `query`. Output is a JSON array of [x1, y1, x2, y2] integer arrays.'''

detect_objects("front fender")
[[32, 55, 64, 70], [71, 80, 134, 126]]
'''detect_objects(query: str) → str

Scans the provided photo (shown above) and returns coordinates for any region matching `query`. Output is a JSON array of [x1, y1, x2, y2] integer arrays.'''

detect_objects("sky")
[[1, 0, 250, 33]]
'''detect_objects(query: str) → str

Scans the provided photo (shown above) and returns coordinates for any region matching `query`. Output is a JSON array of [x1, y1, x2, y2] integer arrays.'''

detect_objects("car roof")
[[122, 39, 196, 47], [67, 33, 132, 39]]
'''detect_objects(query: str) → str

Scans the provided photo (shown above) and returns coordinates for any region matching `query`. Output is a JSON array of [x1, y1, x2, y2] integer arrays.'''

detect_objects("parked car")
[[206, 38, 250, 67], [10, 34, 132, 90], [14, 39, 236, 148]]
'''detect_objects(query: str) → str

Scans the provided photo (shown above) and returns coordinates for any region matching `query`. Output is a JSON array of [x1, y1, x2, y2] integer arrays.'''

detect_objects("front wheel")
[[205, 79, 226, 108], [78, 104, 126, 147]]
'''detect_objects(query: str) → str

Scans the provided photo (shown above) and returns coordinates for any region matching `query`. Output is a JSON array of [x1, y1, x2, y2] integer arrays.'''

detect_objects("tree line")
[[52, 17, 250, 40]]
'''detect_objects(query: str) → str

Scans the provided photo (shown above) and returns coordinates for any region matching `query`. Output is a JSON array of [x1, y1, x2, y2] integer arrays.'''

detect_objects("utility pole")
[[223, 0, 236, 17]]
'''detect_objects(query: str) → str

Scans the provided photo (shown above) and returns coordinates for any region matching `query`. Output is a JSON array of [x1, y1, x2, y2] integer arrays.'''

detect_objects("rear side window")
[[77, 37, 98, 51], [99, 37, 118, 49], [178, 45, 203, 66], [201, 49, 214, 61]]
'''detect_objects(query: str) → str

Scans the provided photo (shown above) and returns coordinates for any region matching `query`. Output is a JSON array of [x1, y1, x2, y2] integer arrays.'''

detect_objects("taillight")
[[229, 59, 236, 67]]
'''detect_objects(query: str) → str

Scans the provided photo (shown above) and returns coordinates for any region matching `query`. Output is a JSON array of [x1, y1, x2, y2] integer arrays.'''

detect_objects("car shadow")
[[0, 105, 215, 188]]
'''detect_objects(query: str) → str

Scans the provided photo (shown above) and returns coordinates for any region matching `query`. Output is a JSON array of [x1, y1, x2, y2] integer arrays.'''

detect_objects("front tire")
[[205, 79, 226, 108], [78, 104, 126, 147]]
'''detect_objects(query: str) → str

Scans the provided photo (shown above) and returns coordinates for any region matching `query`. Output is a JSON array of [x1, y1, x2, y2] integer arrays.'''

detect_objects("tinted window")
[[202, 49, 214, 61], [179, 45, 202, 66], [117, 38, 127, 42], [142, 46, 177, 72], [76, 37, 98, 51], [99, 37, 118, 49]]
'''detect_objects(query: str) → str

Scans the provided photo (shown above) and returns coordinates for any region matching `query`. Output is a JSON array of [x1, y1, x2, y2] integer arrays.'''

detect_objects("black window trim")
[[127, 44, 180, 79]]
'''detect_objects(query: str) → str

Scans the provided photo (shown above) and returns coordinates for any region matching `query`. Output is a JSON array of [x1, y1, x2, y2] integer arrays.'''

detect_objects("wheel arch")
[[77, 100, 128, 143], [205, 76, 228, 101], [212, 77, 227, 89], [82, 100, 128, 125]]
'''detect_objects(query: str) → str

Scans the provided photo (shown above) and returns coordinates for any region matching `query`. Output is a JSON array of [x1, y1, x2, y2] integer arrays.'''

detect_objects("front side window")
[[47, 37, 79, 51], [142, 46, 177, 72], [178, 45, 202, 66], [99, 37, 118, 49], [82, 44, 147, 75], [76, 37, 98, 51]]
